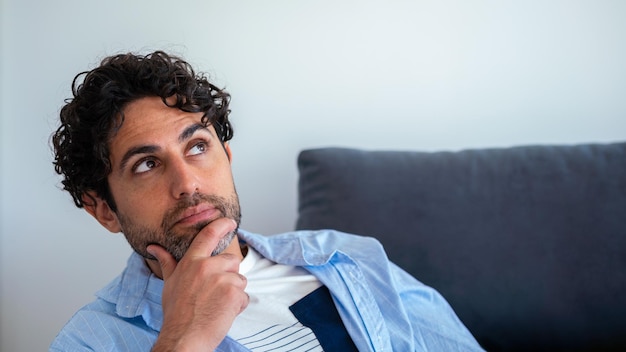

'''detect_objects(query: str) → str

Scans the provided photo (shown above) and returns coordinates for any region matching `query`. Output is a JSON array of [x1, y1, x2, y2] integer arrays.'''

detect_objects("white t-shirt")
[[229, 246, 324, 351]]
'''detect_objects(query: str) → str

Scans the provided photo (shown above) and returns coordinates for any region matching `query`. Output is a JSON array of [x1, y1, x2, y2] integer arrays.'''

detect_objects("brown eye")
[[134, 158, 159, 174], [188, 142, 208, 156]]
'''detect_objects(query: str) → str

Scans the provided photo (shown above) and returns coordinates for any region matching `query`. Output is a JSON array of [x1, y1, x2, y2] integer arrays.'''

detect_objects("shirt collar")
[[92, 229, 344, 333], [95, 251, 165, 331], [238, 229, 339, 266]]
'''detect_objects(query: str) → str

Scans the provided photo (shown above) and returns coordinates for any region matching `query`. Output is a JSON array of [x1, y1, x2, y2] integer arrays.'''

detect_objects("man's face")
[[104, 96, 240, 261]]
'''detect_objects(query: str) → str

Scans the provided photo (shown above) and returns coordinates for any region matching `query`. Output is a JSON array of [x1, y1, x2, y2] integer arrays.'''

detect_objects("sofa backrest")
[[295, 142, 626, 351]]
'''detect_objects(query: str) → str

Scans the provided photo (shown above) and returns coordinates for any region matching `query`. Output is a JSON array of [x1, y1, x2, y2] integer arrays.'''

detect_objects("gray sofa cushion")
[[295, 142, 626, 351]]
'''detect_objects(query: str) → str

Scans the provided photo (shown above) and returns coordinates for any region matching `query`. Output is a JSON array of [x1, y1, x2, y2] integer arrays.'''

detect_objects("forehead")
[[110, 97, 202, 139], [119, 96, 203, 128], [108, 97, 208, 154]]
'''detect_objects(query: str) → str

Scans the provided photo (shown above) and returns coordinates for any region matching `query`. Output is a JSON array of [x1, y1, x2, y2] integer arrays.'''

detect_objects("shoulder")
[[50, 299, 116, 350], [50, 298, 157, 351]]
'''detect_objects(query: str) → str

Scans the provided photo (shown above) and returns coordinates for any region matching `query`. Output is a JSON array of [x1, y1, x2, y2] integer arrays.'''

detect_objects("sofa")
[[295, 142, 626, 351]]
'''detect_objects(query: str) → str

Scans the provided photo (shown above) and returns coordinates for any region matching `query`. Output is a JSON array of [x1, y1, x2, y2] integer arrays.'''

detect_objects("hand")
[[147, 218, 249, 351]]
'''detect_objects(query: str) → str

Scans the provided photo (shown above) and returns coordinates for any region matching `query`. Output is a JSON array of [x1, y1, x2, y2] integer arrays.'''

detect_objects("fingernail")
[[146, 246, 156, 257]]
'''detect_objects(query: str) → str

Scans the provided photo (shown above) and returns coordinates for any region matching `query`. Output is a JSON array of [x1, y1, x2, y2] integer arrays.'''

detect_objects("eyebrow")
[[179, 123, 208, 143], [118, 123, 210, 173]]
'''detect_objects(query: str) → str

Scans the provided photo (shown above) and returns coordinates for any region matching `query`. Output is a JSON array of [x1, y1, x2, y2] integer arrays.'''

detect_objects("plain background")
[[1, 1, 625, 350]]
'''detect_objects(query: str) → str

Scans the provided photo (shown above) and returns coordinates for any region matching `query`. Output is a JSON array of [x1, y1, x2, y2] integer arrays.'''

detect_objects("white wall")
[[2, 0, 625, 350]]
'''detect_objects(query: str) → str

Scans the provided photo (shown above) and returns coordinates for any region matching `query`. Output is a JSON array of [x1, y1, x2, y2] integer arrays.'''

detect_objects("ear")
[[82, 191, 122, 233], [224, 142, 233, 162]]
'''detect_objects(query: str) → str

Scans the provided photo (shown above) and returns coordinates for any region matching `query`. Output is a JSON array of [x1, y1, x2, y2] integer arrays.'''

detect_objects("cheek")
[[111, 186, 167, 226], [206, 172, 236, 193]]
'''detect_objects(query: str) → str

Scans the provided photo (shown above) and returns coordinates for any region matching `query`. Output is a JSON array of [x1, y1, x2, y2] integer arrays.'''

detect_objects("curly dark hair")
[[52, 50, 233, 211]]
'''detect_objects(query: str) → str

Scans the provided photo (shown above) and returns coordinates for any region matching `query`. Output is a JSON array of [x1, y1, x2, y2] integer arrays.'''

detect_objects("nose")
[[169, 158, 200, 199]]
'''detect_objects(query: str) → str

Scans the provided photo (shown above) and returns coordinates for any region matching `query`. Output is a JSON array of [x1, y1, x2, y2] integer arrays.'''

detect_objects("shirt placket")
[[319, 252, 393, 352]]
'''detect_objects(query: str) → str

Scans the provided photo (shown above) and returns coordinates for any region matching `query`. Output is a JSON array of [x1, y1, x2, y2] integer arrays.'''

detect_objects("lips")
[[174, 203, 220, 227]]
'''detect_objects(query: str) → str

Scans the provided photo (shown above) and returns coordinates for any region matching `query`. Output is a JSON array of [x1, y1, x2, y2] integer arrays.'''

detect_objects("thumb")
[[147, 244, 177, 280]]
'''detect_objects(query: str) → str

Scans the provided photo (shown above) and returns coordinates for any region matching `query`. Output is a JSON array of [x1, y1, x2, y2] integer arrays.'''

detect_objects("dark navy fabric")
[[296, 142, 626, 352], [289, 286, 358, 352]]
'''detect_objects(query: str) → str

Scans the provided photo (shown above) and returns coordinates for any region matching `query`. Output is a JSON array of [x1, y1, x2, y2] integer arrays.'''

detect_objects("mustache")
[[161, 193, 227, 232]]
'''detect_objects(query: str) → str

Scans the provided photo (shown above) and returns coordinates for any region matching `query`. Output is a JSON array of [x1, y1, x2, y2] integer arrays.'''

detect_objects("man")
[[50, 50, 483, 351]]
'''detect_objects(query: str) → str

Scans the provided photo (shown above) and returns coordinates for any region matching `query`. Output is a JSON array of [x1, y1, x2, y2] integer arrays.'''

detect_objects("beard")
[[117, 192, 241, 262]]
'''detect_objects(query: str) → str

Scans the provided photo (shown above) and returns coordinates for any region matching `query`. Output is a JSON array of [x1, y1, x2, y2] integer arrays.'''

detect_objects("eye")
[[134, 158, 159, 174], [188, 141, 208, 156]]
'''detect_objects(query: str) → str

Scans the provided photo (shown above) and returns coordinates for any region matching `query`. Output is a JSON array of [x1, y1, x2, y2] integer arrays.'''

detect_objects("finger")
[[240, 292, 250, 314], [236, 273, 248, 289], [147, 244, 177, 280], [240, 276, 250, 314], [185, 217, 237, 259], [232, 273, 250, 313]]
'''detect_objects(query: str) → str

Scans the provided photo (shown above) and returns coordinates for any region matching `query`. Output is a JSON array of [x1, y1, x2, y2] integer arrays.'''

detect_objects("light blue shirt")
[[50, 230, 484, 351]]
